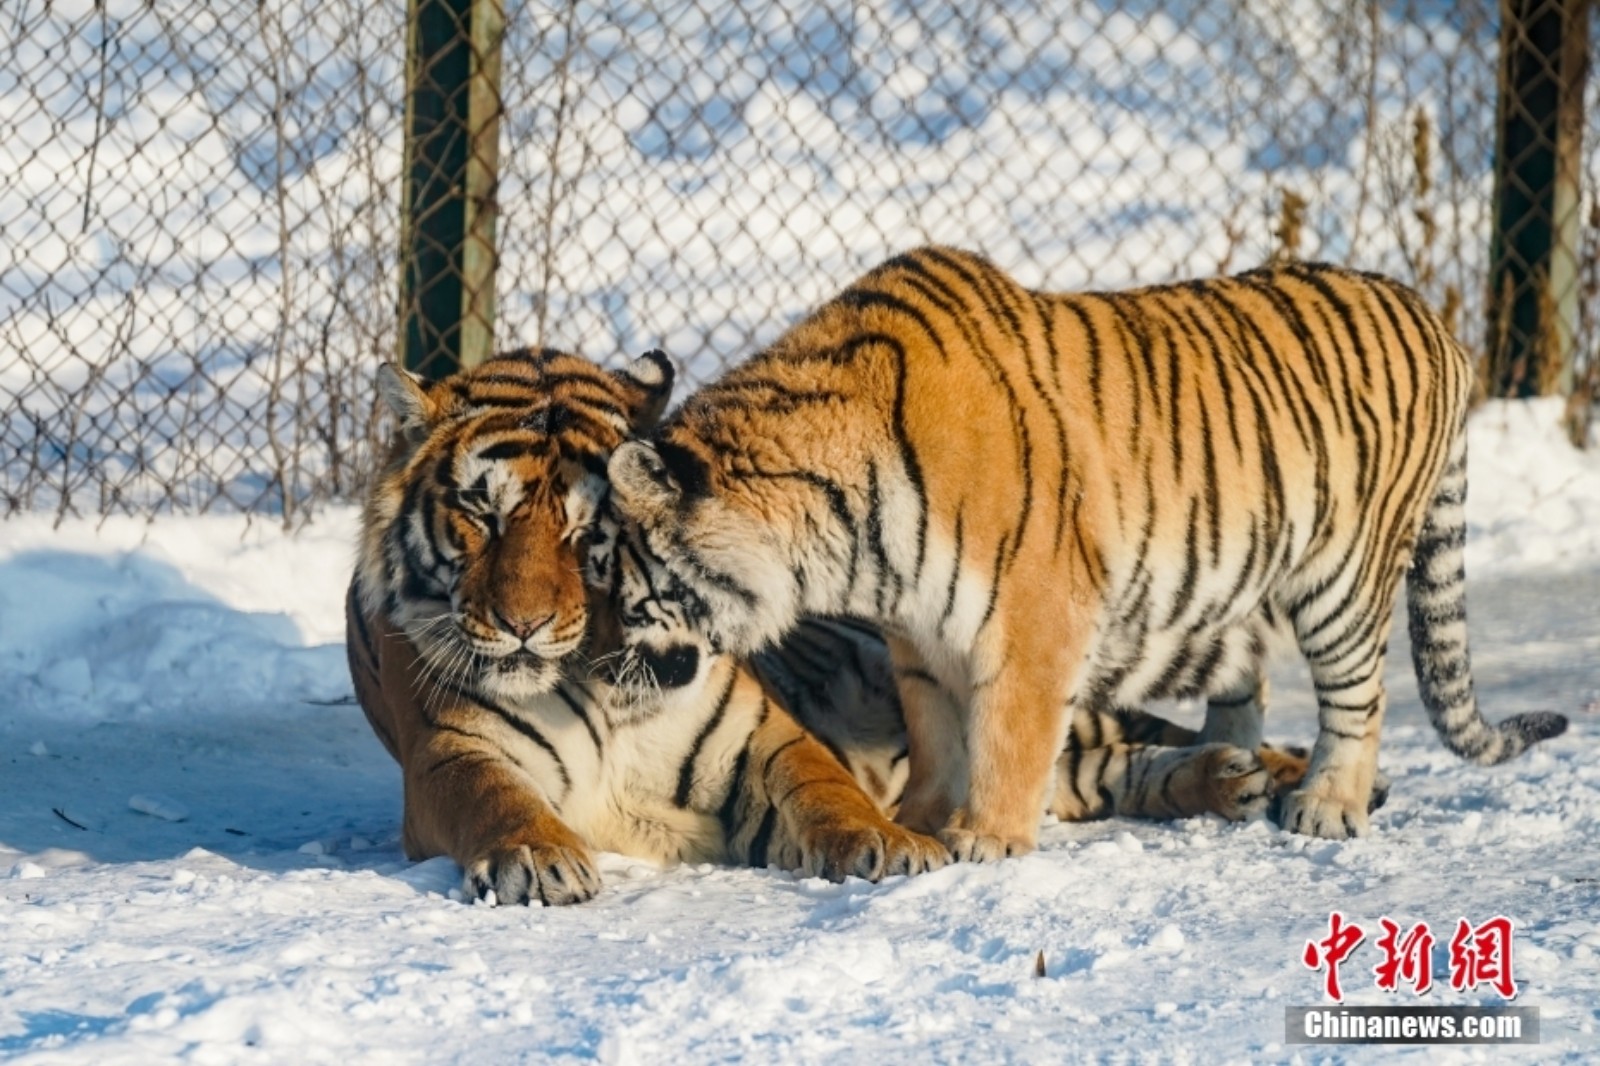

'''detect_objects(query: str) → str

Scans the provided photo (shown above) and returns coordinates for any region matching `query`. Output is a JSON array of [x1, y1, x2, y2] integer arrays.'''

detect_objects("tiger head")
[[357, 348, 674, 704], [604, 431, 803, 661], [593, 515, 720, 709]]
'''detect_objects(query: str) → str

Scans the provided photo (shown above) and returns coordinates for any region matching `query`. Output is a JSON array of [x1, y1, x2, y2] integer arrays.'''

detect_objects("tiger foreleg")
[[404, 731, 602, 906], [941, 627, 1079, 862], [362, 607, 601, 906], [1279, 605, 1393, 839], [886, 635, 966, 836], [748, 713, 948, 881]]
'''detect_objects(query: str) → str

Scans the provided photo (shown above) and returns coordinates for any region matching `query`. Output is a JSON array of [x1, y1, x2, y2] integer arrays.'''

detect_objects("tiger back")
[[605, 246, 1567, 861]]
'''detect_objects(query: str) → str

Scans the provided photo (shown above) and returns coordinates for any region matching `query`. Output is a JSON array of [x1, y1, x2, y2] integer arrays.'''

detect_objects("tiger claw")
[[1278, 789, 1371, 839], [801, 821, 949, 881], [463, 841, 602, 906], [938, 827, 1034, 863]]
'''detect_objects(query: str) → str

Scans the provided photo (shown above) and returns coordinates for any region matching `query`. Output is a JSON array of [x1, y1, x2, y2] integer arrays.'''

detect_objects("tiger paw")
[[463, 840, 602, 906], [1259, 755, 1390, 819], [1368, 768, 1391, 813], [1278, 789, 1370, 840], [1256, 744, 1310, 793], [938, 826, 1035, 863], [893, 791, 955, 837], [799, 820, 950, 882], [1199, 745, 1276, 820]]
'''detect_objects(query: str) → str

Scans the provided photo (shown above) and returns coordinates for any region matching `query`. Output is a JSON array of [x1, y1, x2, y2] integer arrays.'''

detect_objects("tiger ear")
[[608, 440, 681, 521], [612, 349, 675, 432], [376, 363, 435, 429]]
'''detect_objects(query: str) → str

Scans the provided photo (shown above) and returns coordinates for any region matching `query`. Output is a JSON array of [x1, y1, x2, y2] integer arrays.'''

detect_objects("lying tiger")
[[347, 349, 1309, 905]]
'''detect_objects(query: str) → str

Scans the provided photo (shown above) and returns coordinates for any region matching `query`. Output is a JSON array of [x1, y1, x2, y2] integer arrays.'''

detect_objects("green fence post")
[[400, 0, 506, 379], [1487, 0, 1592, 398]]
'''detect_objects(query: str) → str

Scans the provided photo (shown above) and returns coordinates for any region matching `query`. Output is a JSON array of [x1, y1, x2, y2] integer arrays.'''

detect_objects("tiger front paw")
[[937, 811, 1036, 863], [463, 839, 602, 906], [1278, 788, 1370, 840], [1258, 749, 1391, 816], [799, 819, 949, 882]]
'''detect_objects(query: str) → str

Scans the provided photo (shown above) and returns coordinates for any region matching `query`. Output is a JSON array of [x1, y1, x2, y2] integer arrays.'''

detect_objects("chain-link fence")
[[4, 0, 1597, 523]]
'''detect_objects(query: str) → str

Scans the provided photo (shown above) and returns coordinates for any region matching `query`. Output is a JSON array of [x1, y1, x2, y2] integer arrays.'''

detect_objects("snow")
[[2, 402, 1598, 1062], [1465, 399, 1600, 577]]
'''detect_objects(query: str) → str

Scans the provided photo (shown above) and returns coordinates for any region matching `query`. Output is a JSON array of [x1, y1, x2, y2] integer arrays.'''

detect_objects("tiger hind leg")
[[1059, 705, 1388, 824], [1110, 703, 1316, 804], [1169, 670, 1394, 814], [1048, 739, 1276, 822], [1278, 575, 1401, 839], [1173, 709, 1391, 814]]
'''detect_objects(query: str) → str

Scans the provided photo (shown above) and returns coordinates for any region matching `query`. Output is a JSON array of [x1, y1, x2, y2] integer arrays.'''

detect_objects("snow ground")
[[2, 402, 1598, 1064]]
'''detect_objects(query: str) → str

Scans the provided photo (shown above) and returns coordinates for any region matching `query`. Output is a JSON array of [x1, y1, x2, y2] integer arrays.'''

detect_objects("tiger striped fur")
[[347, 348, 1314, 904], [349, 348, 948, 904], [604, 526, 1317, 826], [605, 246, 1567, 858]]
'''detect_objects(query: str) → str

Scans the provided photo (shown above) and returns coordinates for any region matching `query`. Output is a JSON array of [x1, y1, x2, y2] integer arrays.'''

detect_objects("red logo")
[[1302, 911, 1366, 1002], [1303, 914, 1519, 1002], [1373, 918, 1435, 995], [1449, 916, 1518, 999]]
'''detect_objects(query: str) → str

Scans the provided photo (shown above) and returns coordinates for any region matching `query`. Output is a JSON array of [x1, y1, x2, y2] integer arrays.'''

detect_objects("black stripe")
[[836, 288, 952, 361], [446, 686, 571, 796], [551, 685, 604, 754], [977, 536, 1008, 632], [864, 463, 898, 615], [1166, 497, 1202, 627], [426, 749, 492, 775], [674, 666, 739, 807], [1059, 298, 1105, 422], [717, 743, 752, 837], [743, 467, 860, 596], [747, 806, 779, 869], [938, 509, 965, 634]]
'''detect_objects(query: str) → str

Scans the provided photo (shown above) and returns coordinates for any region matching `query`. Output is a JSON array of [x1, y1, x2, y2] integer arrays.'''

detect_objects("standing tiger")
[[605, 245, 1568, 859], [606, 517, 1317, 827], [347, 348, 1310, 904]]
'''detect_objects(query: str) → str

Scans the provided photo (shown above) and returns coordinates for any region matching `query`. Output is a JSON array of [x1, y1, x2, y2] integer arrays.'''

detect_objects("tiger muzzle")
[[634, 643, 700, 690]]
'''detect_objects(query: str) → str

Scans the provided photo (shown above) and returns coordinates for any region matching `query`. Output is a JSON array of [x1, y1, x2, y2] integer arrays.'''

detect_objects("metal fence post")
[[400, 0, 506, 380], [1487, 0, 1592, 398]]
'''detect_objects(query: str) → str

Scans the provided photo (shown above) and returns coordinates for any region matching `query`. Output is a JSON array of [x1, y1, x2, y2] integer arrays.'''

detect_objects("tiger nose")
[[494, 609, 554, 641]]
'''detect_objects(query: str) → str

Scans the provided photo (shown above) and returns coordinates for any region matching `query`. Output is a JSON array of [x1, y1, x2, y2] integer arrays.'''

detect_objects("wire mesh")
[[3, 0, 1597, 522]]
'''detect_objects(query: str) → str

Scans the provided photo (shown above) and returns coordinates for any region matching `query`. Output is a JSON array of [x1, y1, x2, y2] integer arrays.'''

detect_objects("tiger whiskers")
[[432, 642, 480, 713], [399, 611, 465, 697], [410, 627, 474, 712], [584, 647, 627, 686], [603, 646, 663, 717], [409, 611, 460, 639]]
